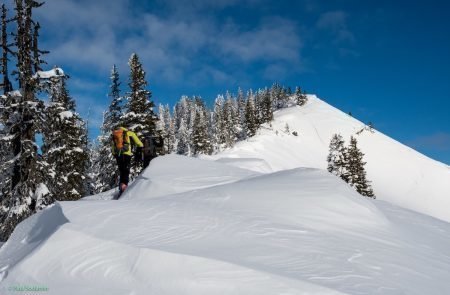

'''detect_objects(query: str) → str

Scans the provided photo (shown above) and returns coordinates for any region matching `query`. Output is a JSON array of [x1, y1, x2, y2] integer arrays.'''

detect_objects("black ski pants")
[[116, 154, 132, 185]]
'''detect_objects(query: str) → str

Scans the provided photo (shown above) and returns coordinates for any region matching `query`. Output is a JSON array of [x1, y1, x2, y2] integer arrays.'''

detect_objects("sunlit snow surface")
[[1, 155, 450, 294], [205, 95, 450, 223], [1, 96, 450, 294]]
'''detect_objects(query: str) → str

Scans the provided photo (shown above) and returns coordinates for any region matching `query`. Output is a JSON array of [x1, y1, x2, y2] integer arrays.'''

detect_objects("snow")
[[205, 95, 450, 223], [33, 68, 65, 79], [2, 96, 450, 294], [1, 155, 450, 294], [34, 183, 49, 200], [59, 111, 73, 119], [8, 90, 22, 97]]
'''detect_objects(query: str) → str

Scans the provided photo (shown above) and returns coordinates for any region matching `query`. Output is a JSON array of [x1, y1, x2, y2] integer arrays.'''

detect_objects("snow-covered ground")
[[1, 155, 450, 294], [1, 96, 450, 294], [205, 95, 450, 223]]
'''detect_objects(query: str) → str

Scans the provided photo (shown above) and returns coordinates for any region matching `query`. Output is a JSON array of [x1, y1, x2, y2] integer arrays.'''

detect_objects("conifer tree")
[[0, 0, 51, 241], [122, 53, 156, 136], [327, 134, 348, 182], [163, 105, 175, 154], [346, 136, 375, 198], [295, 86, 308, 106], [121, 53, 156, 177], [213, 95, 226, 147], [271, 83, 288, 109], [260, 88, 273, 123], [245, 93, 258, 137], [176, 118, 189, 155], [223, 94, 237, 147], [253, 90, 263, 126], [42, 73, 89, 201], [236, 87, 246, 140], [1, 4, 13, 94], [90, 65, 123, 193], [104, 64, 122, 129], [192, 101, 212, 155]]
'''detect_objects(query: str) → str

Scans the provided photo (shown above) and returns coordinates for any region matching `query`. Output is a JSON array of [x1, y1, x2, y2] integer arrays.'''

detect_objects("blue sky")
[[5, 0, 450, 164]]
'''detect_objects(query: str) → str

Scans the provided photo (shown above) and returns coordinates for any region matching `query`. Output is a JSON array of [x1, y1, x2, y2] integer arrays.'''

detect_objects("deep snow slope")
[[1, 155, 450, 294], [206, 95, 450, 223]]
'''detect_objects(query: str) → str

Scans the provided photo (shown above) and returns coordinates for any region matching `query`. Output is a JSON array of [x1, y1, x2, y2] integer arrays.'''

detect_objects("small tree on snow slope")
[[346, 136, 375, 198], [327, 133, 349, 182]]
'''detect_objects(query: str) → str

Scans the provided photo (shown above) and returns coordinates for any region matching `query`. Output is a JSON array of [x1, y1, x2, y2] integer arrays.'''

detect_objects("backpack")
[[112, 128, 130, 154]]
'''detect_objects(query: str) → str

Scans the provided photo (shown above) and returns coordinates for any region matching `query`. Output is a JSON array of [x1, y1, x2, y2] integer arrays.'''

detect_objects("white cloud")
[[217, 17, 303, 64], [35, 0, 303, 84], [11, 0, 306, 125]]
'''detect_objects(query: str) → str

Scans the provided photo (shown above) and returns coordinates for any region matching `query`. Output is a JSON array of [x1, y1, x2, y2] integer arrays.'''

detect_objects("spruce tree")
[[42, 73, 89, 201], [213, 95, 226, 147], [0, 0, 51, 241], [236, 87, 246, 140], [1, 4, 12, 94], [260, 88, 273, 123], [295, 86, 308, 106], [327, 134, 349, 182], [104, 64, 122, 129], [122, 53, 156, 136], [253, 90, 263, 126], [121, 53, 156, 177], [176, 117, 189, 155], [192, 101, 212, 155], [223, 94, 237, 147], [163, 105, 175, 154], [245, 93, 257, 137], [90, 65, 123, 193], [346, 136, 375, 198], [271, 83, 288, 109]]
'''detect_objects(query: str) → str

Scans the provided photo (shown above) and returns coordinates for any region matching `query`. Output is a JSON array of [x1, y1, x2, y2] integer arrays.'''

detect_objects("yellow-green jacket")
[[112, 127, 144, 156]]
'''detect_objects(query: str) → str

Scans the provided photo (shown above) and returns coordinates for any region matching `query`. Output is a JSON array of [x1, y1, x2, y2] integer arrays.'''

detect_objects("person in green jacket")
[[111, 126, 143, 196]]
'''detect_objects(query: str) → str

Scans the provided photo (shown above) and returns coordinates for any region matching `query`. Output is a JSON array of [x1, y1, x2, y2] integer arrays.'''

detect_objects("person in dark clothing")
[[142, 132, 164, 169], [112, 126, 143, 197], [116, 154, 132, 191]]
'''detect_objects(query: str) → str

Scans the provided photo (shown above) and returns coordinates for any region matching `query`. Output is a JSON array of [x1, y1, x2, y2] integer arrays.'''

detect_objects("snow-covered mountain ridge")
[[1, 96, 450, 294], [206, 95, 450, 223]]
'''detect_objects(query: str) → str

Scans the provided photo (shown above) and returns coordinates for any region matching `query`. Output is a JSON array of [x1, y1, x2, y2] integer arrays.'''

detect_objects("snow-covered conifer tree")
[[0, 0, 52, 241], [1, 4, 12, 94], [260, 88, 273, 123], [157, 103, 167, 143], [121, 53, 156, 177], [192, 100, 212, 155], [327, 134, 348, 182], [122, 53, 156, 136], [271, 83, 288, 109], [90, 65, 123, 193], [223, 94, 237, 147], [236, 87, 246, 140], [245, 92, 258, 137], [163, 105, 175, 153], [176, 118, 189, 155], [295, 86, 308, 106], [42, 73, 89, 201], [213, 95, 226, 148]]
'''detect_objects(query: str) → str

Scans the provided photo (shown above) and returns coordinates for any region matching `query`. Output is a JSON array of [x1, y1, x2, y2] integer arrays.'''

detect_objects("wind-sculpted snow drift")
[[206, 95, 450, 223], [1, 155, 450, 294]]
